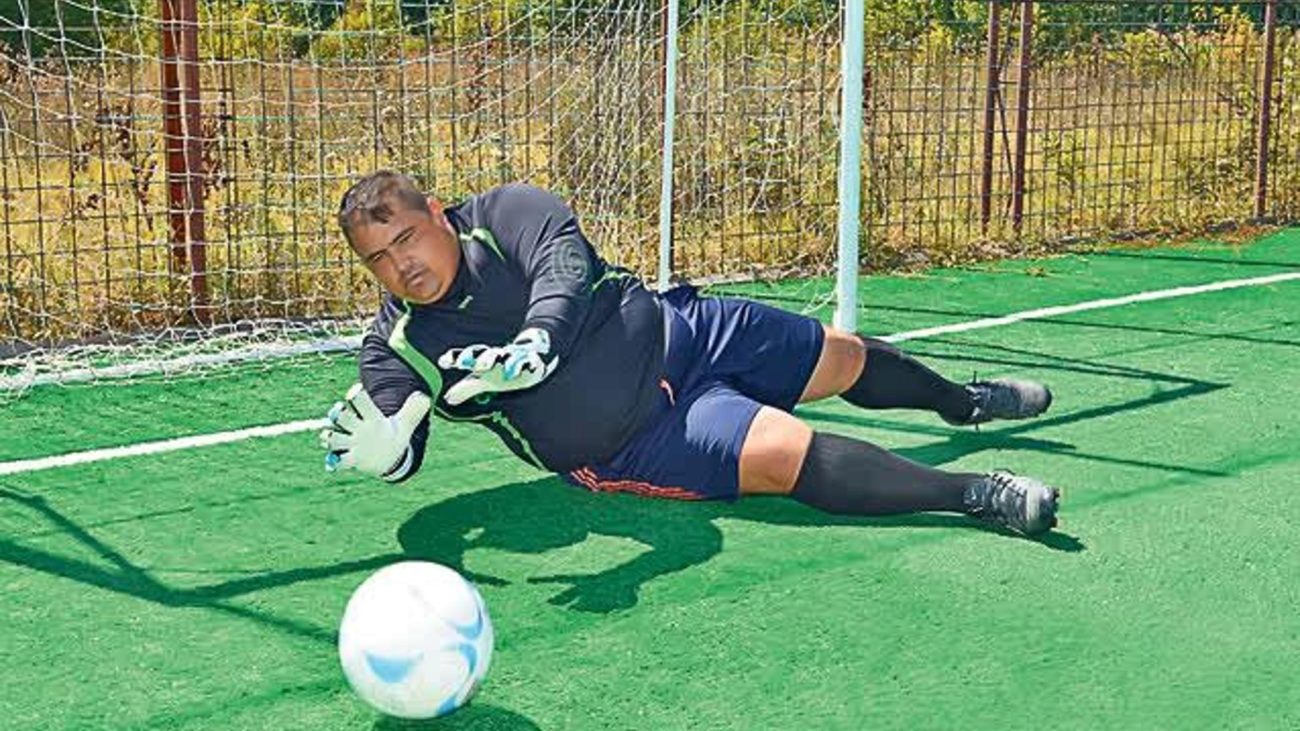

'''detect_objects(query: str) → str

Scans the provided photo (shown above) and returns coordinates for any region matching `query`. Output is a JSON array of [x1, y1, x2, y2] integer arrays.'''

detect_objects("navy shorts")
[[565, 285, 826, 501]]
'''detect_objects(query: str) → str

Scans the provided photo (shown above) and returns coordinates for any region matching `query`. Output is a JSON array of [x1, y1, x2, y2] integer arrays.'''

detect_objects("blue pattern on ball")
[[364, 652, 421, 684]]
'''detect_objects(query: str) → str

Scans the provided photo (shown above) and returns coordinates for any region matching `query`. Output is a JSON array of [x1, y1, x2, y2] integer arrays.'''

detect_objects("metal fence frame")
[[1, 0, 1297, 351]]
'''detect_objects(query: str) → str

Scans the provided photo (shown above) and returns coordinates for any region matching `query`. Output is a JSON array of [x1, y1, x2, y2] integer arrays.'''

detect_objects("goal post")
[[0, 0, 848, 394], [835, 0, 865, 332]]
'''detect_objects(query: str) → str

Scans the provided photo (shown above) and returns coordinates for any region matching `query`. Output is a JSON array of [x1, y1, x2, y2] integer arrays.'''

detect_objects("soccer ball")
[[338, 561, 494, 719]]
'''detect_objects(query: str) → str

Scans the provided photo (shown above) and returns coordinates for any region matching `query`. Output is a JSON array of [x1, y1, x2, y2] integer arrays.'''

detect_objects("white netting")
[[6, 2, 1300, 398], [0, 0, 844, 397]]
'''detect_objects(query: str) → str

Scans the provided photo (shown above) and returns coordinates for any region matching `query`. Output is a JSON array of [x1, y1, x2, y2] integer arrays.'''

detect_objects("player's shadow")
[[373, 703, 541, 731], [0, 486, 398, 645], [1088, 249, 1300, 269], [397, 475, 1084, 616]]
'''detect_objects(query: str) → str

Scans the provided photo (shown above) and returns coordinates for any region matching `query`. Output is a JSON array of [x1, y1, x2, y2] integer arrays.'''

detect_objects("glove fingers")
[[474, 348, 512, 375], [319, 428, 353, 452], [326, 400, 350, 430], [329, 385, 367, 432], [437, 347, 462, 370], [463, 345, 495, 371], [347, 384, 384, 422], [435, 338, 555, 404], [504, 352, 542, 381], [440, 344, 493, 371], [324, 449, 355, 473], [445, 376, 492, 406], [499, 352, 521, 380], [393, 392, 432, 435]]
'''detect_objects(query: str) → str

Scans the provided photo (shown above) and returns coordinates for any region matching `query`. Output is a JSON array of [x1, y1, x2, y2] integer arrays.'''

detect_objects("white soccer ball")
[[338, 561, 494, 719]]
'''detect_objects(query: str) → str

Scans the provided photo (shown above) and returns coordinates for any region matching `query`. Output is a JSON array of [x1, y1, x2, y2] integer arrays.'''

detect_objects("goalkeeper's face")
[[349, 198, 460, 304]]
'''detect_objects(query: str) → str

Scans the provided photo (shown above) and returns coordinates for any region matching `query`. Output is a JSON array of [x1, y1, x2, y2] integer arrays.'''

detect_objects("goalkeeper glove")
[[319, 383, 430, 481], [438, 327, 559, 406]]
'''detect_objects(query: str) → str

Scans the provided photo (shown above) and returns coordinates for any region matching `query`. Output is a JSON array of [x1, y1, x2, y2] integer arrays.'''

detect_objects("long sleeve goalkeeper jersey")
[[358, 183, 665, 479]]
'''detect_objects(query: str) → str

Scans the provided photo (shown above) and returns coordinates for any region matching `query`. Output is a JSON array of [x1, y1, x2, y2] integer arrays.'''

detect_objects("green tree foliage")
[[0, 0, 132, 57], [0, 1, 1287, 62]]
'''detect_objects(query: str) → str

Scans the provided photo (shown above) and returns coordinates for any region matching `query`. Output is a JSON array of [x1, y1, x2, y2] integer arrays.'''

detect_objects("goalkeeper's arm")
[[487, 183, 602, 361], [320, 333, 433, 483], [519, 195, 603, 363], [436, 185, 602, 405]]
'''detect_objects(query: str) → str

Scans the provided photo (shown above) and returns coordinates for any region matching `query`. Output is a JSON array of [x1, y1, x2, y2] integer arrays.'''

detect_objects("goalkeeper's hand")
[[438, 327, 559, 406], [319, 383, 431, 480]]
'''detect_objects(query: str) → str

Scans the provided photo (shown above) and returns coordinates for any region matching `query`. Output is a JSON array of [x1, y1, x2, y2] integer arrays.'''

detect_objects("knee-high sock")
[[841, 336, 973, 422], [791, 432, 978, 515]]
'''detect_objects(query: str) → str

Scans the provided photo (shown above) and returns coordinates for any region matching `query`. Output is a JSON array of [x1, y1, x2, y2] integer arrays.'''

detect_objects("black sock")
[[791, 432, 979, 515], [842, 336, 974, 422]]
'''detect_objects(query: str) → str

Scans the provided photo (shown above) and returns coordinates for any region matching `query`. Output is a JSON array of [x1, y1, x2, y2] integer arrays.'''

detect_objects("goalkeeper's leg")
[[661, 288, 1050, 424], [800, 328, 1052, 425], [563, 381, 1058, 535], [740, 407, 1059, 536]]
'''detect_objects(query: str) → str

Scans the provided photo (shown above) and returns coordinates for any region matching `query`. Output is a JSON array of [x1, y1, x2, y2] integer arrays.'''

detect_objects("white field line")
[[880, 270, 1300, 343], [2, 270, 1297, 477], [0, 419, 326, 477]]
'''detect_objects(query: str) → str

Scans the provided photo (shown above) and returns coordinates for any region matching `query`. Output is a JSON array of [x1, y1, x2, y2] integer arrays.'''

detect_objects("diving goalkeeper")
[[319, 172, 1060, 535]]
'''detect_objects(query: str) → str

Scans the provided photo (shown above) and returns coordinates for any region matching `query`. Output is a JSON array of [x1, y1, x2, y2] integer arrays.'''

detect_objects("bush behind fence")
[[1, 1, 1298, 349]]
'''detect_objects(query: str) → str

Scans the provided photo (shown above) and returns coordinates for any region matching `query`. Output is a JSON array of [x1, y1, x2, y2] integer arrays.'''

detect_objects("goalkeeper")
[[320, 172, 1060, 536]]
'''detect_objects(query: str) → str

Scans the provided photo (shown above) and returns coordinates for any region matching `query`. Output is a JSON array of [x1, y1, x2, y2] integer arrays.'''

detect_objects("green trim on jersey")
[[487, 412, 545, 469], [388, 301, 545, 471], [388, 303, 444, 399], [460, 227, 505, 261], [435, 407, 545, 471], [592, 269, 634, 292]]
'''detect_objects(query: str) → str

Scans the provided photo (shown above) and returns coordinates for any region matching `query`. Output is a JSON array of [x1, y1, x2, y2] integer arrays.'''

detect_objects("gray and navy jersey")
[[360, 183, 665, 477]]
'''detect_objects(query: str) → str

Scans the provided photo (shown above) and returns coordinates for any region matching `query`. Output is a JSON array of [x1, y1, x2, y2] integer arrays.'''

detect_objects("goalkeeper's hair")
[[338, 170, 431, 244]]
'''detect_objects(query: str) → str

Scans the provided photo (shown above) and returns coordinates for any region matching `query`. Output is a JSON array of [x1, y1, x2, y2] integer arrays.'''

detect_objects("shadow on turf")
[[753, 293, 1300, 350], [374, 703, 541, 730], [1087, 249, 1300, 269], [800, 377, 1231, 480], [397, 475, 1084, 615], [0, 487, 399, 644]]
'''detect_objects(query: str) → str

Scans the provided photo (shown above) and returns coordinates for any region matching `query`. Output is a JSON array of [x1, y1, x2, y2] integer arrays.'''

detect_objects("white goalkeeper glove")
[[438, 327, 559, 406], [319, 383, 431, 480]]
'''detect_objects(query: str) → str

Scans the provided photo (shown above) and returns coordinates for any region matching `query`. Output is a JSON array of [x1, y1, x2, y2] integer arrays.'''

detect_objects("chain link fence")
[[1, 0, 1298, 354]]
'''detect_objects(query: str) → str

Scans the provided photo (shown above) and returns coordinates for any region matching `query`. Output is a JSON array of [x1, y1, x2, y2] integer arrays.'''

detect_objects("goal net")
[[0, 0, 844, 395], [9, 1, 1283, 398]]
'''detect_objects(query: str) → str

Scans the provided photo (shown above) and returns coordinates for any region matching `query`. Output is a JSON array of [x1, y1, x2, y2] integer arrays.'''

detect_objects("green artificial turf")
[[3, 231, 1297, 730]]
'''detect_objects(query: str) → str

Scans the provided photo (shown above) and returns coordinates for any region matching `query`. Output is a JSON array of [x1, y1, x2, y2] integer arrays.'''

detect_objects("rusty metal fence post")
[[980, 0, 1002, 233], [1255, 0, 1279, 221], [160, 0, 208, 323], [1010, 0, 1033, 235]]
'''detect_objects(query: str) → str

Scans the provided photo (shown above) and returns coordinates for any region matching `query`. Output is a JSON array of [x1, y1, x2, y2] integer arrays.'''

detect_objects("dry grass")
[[3, 14, 1299, 345]]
